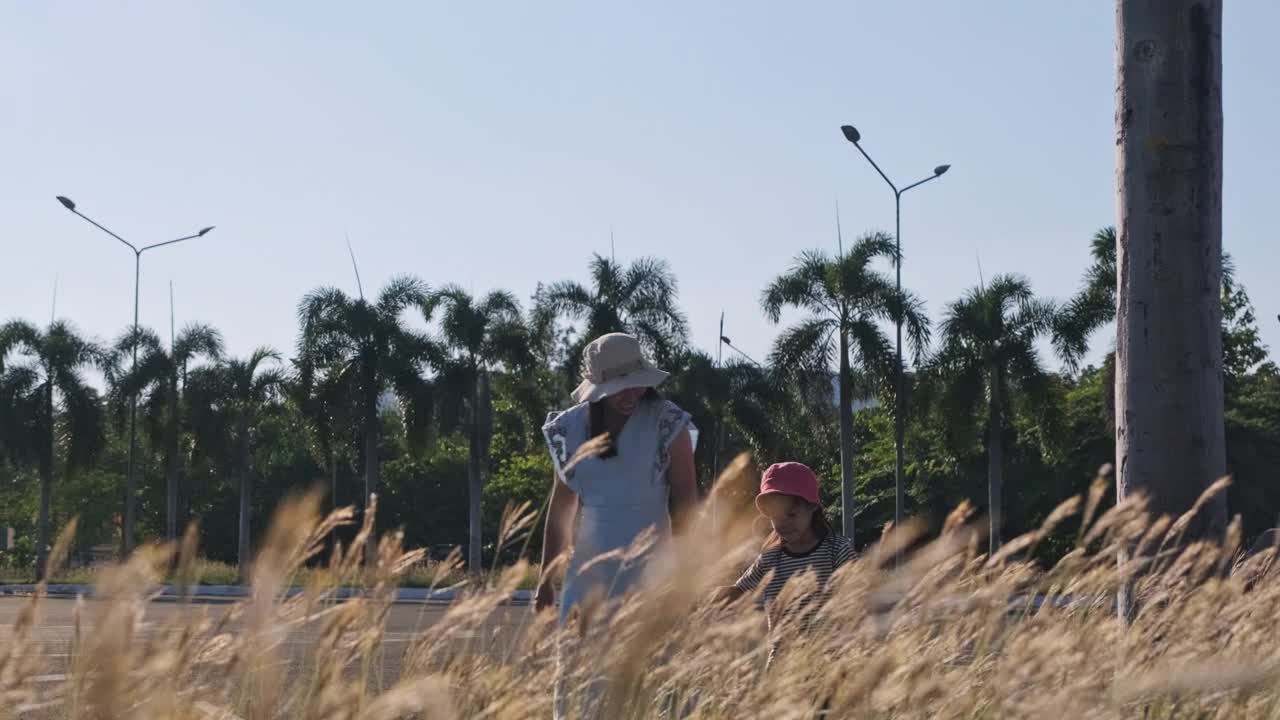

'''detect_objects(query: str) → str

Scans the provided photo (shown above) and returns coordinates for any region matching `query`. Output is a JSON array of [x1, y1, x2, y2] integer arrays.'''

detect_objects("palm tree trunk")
[[467, 376, 484, 574], [837, 327, 856, 540], [35, 380, 54, 580], [363, 411, 379, 566], [987, 367, 1004, 555], [165, 375, 181, 543], [236, 425, 252, 585], [1115, 0, 1226, 534], [330, 447, 339, 549]]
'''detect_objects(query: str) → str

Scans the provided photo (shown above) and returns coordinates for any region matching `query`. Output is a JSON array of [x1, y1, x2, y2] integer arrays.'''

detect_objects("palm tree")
[[664, 349, 786, 480], [1053, 227, 1239, 443], [423, 287, 534, 573], [186, 349, 285, 581], [110, 324, 223, 542], [761, 233, 930, 540], [1054, 226, 1237, 370], [297, 276, 436, 562], [293, 356, 359, 537], [0, 320, 107, 577], [1053, 227, 1117, 370], [537, 254, 688, 381], [932, 275, 1057, 553]]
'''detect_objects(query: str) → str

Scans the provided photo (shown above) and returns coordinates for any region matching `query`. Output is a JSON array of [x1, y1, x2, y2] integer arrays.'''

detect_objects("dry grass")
[[4, 457, 1279, 719]]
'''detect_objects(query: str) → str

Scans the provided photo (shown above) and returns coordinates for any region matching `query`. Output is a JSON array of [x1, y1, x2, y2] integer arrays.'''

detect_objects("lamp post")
[[56, 196, 213, 555], [719, 335, 763, 368], [838, 126, 949, 531]]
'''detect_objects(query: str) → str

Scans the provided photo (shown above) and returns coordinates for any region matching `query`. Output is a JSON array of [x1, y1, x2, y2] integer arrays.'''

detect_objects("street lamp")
[[839, 125, 949, 532], [719, 335, 763, 368], [56, 196, 214, 555]]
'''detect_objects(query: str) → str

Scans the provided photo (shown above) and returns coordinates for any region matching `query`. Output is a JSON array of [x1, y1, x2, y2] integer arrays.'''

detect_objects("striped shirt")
[[734, 532, 857, 607], [734, 532, 856, 663]]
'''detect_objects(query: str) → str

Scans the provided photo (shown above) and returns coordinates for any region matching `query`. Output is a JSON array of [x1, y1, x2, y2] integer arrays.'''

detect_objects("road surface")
[[0, 596, 535, 691]]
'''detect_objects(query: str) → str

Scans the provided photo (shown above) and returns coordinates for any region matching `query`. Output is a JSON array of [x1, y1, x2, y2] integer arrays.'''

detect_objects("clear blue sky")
[[3, 2, 1276, 376]]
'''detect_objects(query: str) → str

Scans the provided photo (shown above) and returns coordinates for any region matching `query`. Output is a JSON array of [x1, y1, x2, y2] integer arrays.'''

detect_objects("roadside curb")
[[0, 584, 534, 606]]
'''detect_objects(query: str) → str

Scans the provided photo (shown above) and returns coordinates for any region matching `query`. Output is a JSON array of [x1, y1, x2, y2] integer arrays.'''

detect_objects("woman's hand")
[[534, 578, 556, 614]]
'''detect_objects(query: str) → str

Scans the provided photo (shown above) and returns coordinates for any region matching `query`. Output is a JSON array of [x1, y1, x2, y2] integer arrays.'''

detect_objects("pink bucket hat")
[[756, 462, 820, 507]]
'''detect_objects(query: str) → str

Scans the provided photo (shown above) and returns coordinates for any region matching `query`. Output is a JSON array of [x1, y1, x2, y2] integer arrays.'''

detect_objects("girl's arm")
[[535, 475, 579, 614], [711, 585, 744, 605], [667, 429, 698, 535]]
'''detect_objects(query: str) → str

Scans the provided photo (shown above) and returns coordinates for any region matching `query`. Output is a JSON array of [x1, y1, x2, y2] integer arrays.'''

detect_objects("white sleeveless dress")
[[542, 397, 696, 626]]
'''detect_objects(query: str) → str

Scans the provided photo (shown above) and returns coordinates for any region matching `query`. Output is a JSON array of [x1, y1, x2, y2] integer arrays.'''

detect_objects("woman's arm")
[[667, 428, 698, 535], [535, 475, 579, 613]]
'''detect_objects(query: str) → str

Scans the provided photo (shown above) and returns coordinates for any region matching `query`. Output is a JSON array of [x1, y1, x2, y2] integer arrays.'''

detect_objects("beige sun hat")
[[571, 333, 670, 404]]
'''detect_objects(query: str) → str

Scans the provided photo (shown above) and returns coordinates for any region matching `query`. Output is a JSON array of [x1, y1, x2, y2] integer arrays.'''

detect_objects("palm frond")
[[246, 346, 283, 377], [1013, 296, 1058, 338], [537, 281, 594, 321], [112, 326, 163, 361], [109, 349, 171, 421], [881, 287, 932, 365], [0, 320, 42, 371], [846, 231, 898, 269], [935, 357, 985, 449], [479, 290, 522, 320], [376, 275, 429, 317], [173, 323, 225, 363], [59, 376, 105, 471], [846, 319, 896, 399], [768, 317, 838, 379], [485, 318, 535, 371], [620, 257, 678, 305], [588, 254, 623, 299], [761, 251, 834, 323]]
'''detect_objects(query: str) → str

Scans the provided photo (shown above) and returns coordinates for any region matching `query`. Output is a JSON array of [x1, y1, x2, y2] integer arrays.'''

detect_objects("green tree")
[[293, 358, 359, 534], [1221, 271, 1270, 389], [1054, 226, 1239, 371], [297, 277, 436, 562], [932, 275, 1057, 552], [0, 320, 107, 577], [423, 286, 534, 572], [537, 254, 688, 381], [1053, 227, 1117, 370], [185, 349, 285, 581], [761, 233, 929, 539], [663, 349, 787, 484], [110, 324, 223, 542]]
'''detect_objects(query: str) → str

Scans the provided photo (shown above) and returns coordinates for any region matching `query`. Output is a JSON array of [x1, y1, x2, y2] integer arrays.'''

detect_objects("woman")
[[535, 333, 698, 716]]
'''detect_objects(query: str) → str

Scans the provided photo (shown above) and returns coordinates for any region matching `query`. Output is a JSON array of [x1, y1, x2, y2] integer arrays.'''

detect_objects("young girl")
[[716, 462, 856, 666]]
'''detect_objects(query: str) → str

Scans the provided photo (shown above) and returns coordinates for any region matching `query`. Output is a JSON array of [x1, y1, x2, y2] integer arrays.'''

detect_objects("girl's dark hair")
[[761, 499, 831, 550], [588, 388, 660, 458]]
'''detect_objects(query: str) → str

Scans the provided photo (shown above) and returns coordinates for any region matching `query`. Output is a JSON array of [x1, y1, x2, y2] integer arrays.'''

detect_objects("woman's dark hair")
[[588, 388, 660, 458]]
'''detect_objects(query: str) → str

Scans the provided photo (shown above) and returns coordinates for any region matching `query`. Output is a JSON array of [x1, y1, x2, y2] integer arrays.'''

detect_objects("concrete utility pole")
[[1114, 0, 1227, 537]]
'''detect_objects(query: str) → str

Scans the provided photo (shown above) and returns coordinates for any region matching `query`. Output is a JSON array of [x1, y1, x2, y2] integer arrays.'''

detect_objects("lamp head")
[[934, 164, 951, 176], [198, 226, 215, 237], [840, 125, 861, 144], [720, 336, 732, 345], [56, 196, 76, 211]]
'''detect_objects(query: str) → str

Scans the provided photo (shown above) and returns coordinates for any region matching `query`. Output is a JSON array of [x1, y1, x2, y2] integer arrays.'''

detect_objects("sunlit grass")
[[2, 457, 1275, 719]]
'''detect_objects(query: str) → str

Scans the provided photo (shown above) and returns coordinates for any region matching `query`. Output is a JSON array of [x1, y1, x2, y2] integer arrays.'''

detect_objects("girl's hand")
[[710, 585, 743, 607]]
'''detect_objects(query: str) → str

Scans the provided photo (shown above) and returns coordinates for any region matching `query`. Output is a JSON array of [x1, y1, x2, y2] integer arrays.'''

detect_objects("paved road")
[[0, 596, 535, 689]]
